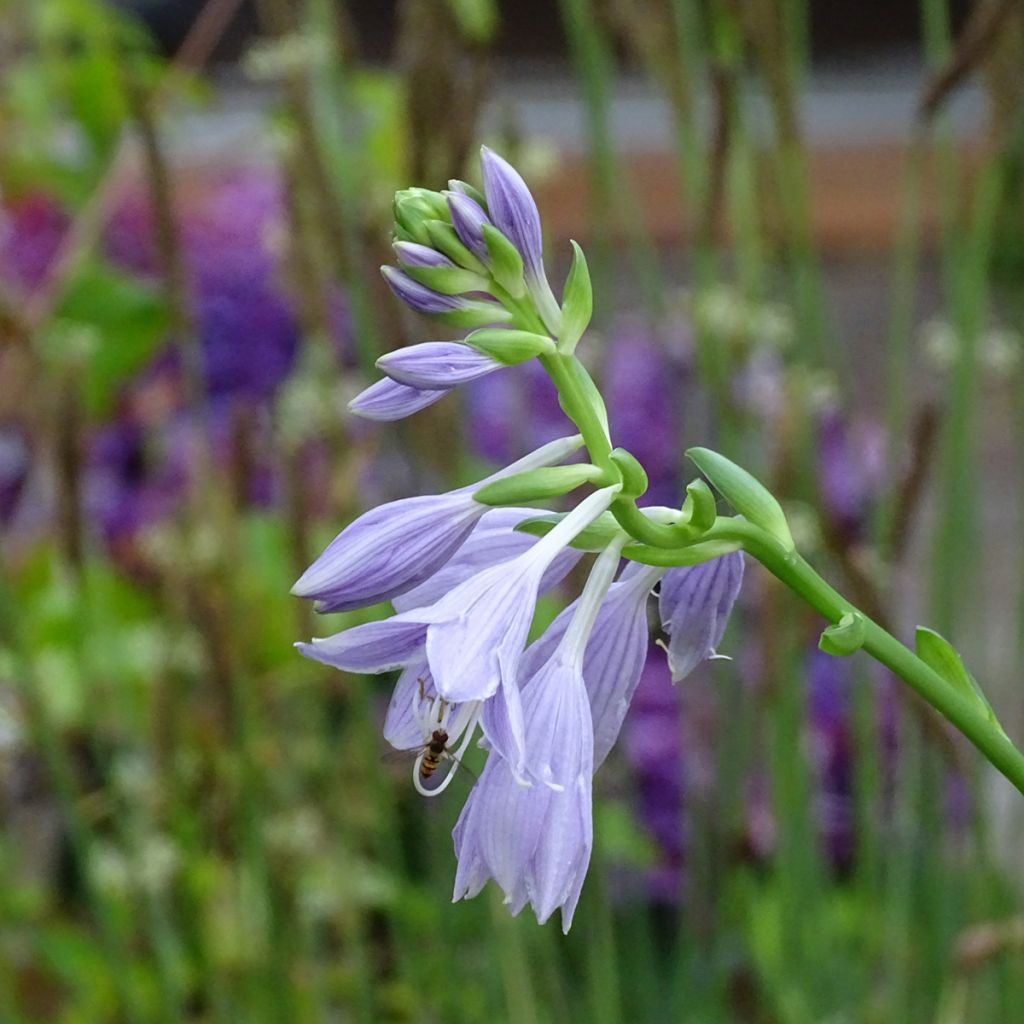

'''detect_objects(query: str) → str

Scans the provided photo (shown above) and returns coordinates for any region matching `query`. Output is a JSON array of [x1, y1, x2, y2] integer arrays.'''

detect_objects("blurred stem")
[[558, 0, 664, 315]]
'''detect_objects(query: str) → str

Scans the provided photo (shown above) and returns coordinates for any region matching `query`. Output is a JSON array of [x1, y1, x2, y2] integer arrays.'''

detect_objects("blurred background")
[[1, 0, 1023, 1020]]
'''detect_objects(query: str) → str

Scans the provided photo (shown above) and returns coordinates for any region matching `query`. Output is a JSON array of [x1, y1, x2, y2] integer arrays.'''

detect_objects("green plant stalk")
[[542, 347, 1024, 796]]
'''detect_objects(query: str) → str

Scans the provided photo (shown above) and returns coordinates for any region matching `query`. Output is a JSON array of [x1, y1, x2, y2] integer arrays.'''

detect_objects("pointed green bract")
[[682, 479, 718, 533], [436, 301, 513, 329], [686, 447, 794, 550], [819, 611, 867, 656], [471, 464, 605, 506], [558, 241, 593, 353], [424, 219, 488, 275], [514, 511, 624, 551], [915, 627, 1007, 737], [464, 328, 554, 364], [610, 448, 648, 499], [401, 264, 491, 296], [482, 224, 526, 298], [448, 179, 487, 208]]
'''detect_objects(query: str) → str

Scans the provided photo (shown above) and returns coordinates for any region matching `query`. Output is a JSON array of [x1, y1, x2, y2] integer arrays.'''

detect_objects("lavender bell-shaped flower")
[[291, 435, 582, 612], [414, 486, 618, 774], [480, 146, 562, 335], [451, 543, 622, 931], [658, 551, 745, 681], [522, 557, 663, 767]]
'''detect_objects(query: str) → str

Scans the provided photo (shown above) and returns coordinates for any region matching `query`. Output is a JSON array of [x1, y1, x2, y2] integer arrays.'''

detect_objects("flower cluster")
[[293, 148, 744, 931]]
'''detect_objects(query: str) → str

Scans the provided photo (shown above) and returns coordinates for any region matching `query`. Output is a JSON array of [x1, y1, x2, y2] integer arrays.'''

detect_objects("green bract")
[[558, 241, 593, 353], [686, 447, 795, 551], [424, 219, 488, 275], [472, 464, 607, 506], [514, 511, 624, 551], [400, 264, 491, 296], [915, 627, 1006, 738], [465, 328, 555, 364], [482, 224, 526, 298], [819, 611, 867, 656]]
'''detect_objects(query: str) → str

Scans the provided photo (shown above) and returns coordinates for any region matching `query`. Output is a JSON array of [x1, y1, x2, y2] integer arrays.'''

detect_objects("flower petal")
[[295, 616, 427, 674], [392, 506, 581, 612], [292, 492, 483, 612], [658, 551, 745, 681], [523, 564, 661, 769], [382, 659, 434, 750]]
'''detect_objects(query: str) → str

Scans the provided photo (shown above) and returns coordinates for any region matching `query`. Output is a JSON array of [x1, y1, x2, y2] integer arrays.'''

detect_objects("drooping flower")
[[521, 559, 662, 768], [451, 543, 622, 930], [658, 552, 745, 681], [291, 434, 583, 611], [297, 482, 617, 778]]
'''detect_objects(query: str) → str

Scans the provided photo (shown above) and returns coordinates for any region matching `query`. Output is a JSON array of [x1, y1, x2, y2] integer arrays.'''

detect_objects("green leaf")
[[473, 464, 604, 506], [819, 612, 867, 656], [686, 447, 794, 550], [915, 626, 1005, 735], [464, 328, 554, 364], [558, 241, 593, 352], [43, 260, 169, 416]]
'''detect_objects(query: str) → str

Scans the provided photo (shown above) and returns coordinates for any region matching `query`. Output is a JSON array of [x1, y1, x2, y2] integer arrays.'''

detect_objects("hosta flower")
[[451, 544, 621, 931], [292, 148, 758, 932], [658, 552, 745, 681], [291, 434, 583, 611]]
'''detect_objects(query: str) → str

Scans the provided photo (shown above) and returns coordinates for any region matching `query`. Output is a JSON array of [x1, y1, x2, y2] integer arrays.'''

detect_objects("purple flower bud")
[[381, 265, 463, 315], [446, 191, 492, 262], [290, 490, 487, 612], [292, 436, 584, 612], [393, 240, 455, 269], [376, 341, 503, 389], [348, 377, 448, 421], [480, 147, 561, 332], [658, 552, 745, 681]]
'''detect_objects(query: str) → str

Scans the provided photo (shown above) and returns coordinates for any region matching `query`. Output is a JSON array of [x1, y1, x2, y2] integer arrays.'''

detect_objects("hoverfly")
[[383, 678, 481, 796]]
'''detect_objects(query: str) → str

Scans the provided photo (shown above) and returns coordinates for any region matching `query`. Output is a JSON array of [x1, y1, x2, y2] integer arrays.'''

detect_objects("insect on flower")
[[383, 678, 482, 797]]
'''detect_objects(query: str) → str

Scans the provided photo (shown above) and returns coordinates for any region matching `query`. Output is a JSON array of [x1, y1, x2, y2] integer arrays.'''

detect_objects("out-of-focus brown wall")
[[122, 0, 972, 63]]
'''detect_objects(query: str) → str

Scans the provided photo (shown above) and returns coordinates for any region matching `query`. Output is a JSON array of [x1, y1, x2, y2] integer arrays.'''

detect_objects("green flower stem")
[[710, 518, 1024, 796], [540, 345, 1024, 795], [541, 351, 695, 548]]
